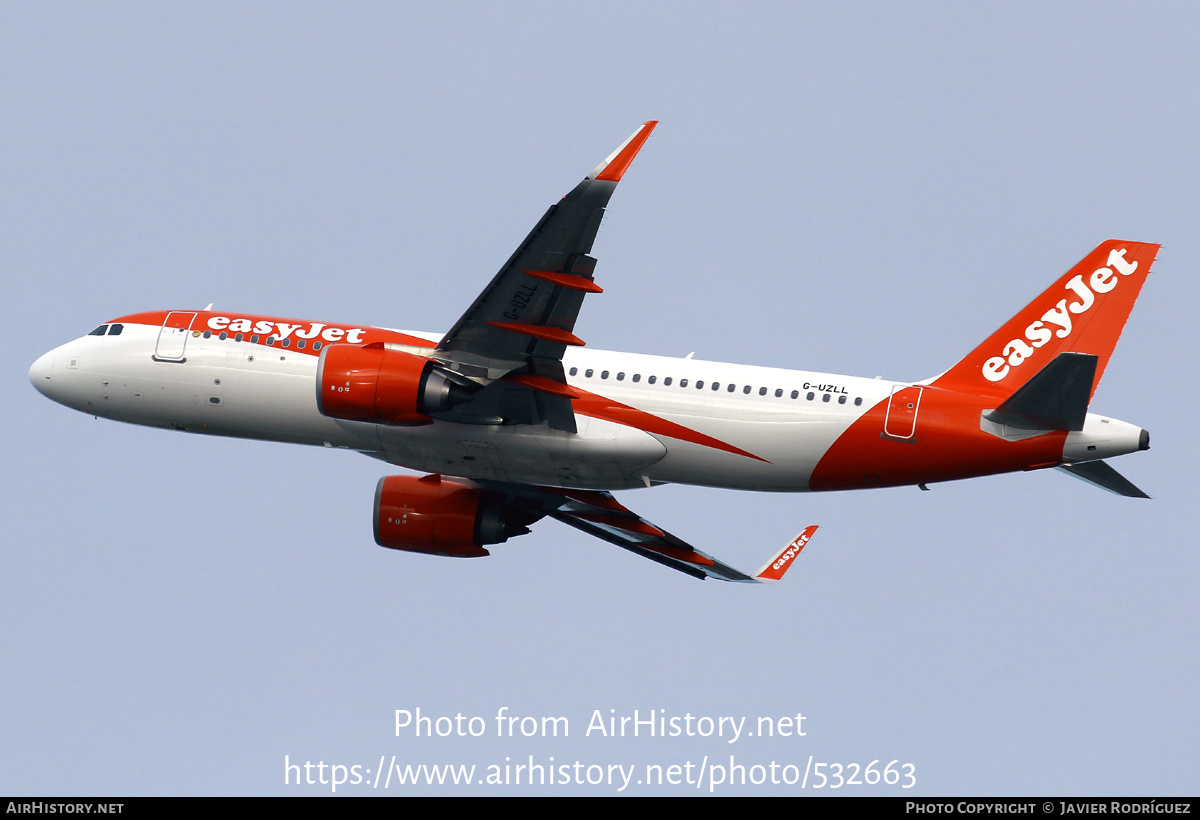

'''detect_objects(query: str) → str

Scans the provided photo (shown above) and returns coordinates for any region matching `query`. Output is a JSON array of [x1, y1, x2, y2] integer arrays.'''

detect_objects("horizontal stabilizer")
[[1058, 459, 1150, 498], [984, 352, 1097, 431]]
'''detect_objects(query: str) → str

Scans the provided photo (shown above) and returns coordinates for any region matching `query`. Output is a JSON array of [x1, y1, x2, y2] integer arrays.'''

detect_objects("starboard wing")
[[430, 122, 658, 432]]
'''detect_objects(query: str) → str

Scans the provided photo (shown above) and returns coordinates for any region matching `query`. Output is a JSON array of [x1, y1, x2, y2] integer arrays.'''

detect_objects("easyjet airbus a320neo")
[[29, 122, 1156, 583]]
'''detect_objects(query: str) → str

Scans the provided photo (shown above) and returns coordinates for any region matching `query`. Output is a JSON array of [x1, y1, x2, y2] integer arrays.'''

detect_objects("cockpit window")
[[107, 324, 123, 336], [89, 325, 108, 336]]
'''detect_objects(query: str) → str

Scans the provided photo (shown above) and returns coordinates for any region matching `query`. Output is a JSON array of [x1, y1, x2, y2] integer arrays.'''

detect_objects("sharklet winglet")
[[752, 525, 819, 584], [589, 121, 658, 182]]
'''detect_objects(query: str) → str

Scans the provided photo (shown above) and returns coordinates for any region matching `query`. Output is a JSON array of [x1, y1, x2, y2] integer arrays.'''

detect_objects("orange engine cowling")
[[373, 474, 537, 558], [316, 342, 473, 424]]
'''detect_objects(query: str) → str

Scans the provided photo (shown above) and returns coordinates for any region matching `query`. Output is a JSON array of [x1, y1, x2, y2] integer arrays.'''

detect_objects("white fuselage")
[[29, 319, 892, 491], [29, 313, 1147, 496]]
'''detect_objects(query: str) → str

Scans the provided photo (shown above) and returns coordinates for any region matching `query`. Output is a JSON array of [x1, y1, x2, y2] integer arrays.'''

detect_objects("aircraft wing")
[[473, 480, 817, 583], [430, 122, 658, 433]]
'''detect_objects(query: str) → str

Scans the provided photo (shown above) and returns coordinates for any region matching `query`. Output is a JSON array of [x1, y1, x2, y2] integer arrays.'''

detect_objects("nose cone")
[[29, 350, 55, 397]]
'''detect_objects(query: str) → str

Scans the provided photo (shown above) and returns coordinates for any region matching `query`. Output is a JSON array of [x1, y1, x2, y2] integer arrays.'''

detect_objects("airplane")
[[28, 121, 1156, 583]]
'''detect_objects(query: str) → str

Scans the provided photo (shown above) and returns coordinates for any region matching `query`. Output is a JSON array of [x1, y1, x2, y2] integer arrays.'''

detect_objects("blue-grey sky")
[[3, 3, 1197, 795]]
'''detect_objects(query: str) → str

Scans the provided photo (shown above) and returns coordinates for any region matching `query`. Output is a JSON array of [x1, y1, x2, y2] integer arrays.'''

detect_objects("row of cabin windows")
[[567, 366, 864, 406], [95, 323, 861, 405], [199, 329, 321, 350]]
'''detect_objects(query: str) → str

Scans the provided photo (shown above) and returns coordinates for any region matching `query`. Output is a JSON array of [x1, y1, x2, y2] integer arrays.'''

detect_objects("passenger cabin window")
[[648, 376, 656, 384], [743, 385, 751, 394], [585, 369, 593, 378], [569, 367, 578, 376], [664, 377, 672, 386], [855, 397, 863, 406], [775, 389, 783, 398], [679, 379, 688, 387], [759, 387, 767, 396], [89, 325, 108, 336], [790, 390, 799, 399], [616, 372, 625, 381], [632, 374, 640, 382]]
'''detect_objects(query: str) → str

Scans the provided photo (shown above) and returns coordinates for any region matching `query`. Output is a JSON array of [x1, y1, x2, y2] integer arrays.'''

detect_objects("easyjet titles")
[[772, 530, 812, 572], [982, 248, 1138, 382], [205, 315, 368, 344]]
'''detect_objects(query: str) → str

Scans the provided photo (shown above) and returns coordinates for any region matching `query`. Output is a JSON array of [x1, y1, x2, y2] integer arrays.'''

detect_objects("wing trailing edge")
[[473, 481, 817, 583]]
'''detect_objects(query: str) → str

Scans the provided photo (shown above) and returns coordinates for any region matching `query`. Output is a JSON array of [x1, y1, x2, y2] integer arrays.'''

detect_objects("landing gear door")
[[884, 385, 923, 440], [154, 312, 197, 362]]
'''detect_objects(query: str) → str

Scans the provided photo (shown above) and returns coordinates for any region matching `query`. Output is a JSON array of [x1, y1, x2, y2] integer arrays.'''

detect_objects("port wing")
[[473, 480, 816, 583]]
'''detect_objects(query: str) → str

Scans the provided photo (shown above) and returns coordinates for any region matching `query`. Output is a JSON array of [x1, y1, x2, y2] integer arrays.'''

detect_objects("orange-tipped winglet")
[[753, 526, 819, 584], [590, 121, 658, 182]]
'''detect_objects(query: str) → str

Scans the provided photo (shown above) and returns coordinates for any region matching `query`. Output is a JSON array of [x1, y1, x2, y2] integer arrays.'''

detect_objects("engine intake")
[[373, 474, 538, 558], [316, 342, 473, 424]]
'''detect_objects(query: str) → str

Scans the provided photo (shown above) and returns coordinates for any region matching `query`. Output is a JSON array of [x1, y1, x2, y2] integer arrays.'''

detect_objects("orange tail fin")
[[933, 240, 1159, 399]]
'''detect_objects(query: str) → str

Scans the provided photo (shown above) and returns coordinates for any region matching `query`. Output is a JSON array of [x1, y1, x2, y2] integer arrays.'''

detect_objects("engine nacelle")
[[316, 342, 471, 424], [373, 474, 536, 558]]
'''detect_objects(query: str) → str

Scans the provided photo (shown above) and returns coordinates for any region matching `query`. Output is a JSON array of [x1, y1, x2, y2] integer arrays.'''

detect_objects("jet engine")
[[373, 474, 540, 557], [316, 342, 474, 424]]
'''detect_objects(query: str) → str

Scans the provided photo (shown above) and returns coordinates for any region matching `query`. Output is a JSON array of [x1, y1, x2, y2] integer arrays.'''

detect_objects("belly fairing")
[[373, 415, 667, 490]]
